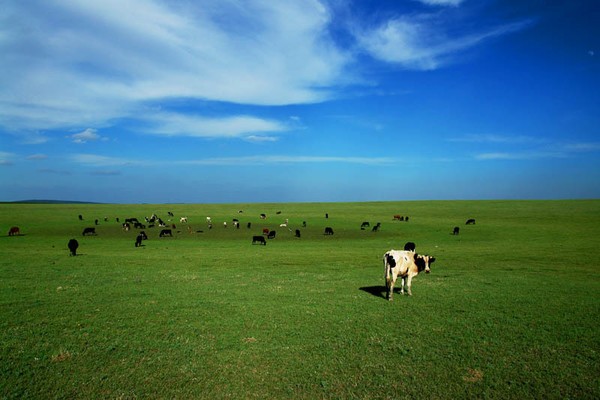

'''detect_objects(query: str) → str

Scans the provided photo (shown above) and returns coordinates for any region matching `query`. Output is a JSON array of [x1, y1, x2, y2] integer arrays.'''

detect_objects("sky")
[[1, 0, 599, 204]]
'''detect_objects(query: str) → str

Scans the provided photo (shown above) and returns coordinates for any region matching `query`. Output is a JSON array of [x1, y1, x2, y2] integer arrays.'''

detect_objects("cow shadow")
[[359, 285, 387, 299]]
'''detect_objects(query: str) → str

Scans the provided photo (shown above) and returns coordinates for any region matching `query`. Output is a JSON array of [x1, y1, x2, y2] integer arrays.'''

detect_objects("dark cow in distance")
[[404, 242, 416, 252], [295, 229, 301, 238], [82, 227, 96, 236], [267, 231, 276, 239], [159, 229, 172, 237], [324, 227, 334, 235], [8, 226, 20, 236], [252, 236, 267, 245], [135, 231, 148, 247], [466, 219, 476, 225], [453, 227, 460, 235], [68, 239, 79, 256], [361, 222, 370, 230]]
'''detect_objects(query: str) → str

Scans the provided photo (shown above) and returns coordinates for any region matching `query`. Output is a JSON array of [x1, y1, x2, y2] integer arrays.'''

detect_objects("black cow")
[[247, 222, 252, 229], [135, 233, 145, 247], [82, 227, 96, 236], [324, 227, 334, 235], [267, 231, 276, 239], [78, 214, 83, 221], [453, 227, 460, 235], [252, 236, 267, 245], [466, 219, 476, 225], [372, 223, 381, 232], [159, 229, 172, 237], [404, 242, 416, 251], [68, 239, 79, 256], [295, 229, 301, 238], [360, 222, 370, 230]]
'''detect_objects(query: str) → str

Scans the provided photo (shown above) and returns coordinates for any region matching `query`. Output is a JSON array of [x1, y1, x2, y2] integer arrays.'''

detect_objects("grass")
[[0, 200, 599, 399]]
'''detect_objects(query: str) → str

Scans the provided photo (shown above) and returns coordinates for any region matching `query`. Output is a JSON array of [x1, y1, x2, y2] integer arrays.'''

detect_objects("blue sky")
[[1, 0, 599, 203]]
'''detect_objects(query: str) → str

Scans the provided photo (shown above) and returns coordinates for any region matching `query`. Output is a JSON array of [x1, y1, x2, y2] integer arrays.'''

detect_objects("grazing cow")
[[372, 223, 381, 232], [393, 215, 403, 221], [8, 226, 20, 236], [68, 239, 79, 256], [404, 242, 416, 252], [302, 221, 307, 227], [168, 211, 174, 217], [82, 227, 96, 236], [159, 229, 172, 237], [260, 214, 267, 219], [78, 214, 83, 221], [252, 235, 267, 245], [324, 227, 334, 235], [262, 228, 270, 235], [383, 250, 436, 299], [94, 219, 99, 225], [466, 219, 476, 225], [267, 231, 276, 239], [295, 229, 301, 238], [453, 227, 460, 235], [361, 222, 370, 230], [122, 223, 131, 231], [180, 217, 188, 223]]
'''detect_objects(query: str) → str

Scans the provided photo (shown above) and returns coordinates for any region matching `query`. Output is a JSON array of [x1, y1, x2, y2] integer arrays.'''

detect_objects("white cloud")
[[356, 15, 530, 70], [416, 0, 465, 6], [143, 113, 288, 139], [0, 0, 350, 133], [0, 152, 16, 166], [180, 155, 396, 166], [70, 154, 139, 167], [70, 128, 104, 144], [26, 154, 48, 160]]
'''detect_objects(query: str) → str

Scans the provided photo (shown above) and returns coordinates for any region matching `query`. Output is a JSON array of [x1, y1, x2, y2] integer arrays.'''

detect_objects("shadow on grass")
[[359, 286, 387, 299]]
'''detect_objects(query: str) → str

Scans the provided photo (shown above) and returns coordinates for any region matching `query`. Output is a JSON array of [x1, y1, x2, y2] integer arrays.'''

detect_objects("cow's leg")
[[406, 276, 413, 296]]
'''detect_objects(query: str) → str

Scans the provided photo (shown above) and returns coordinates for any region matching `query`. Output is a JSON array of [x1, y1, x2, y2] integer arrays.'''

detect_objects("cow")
[[324, 227, 334, 235], [122, 223, 131, 231], [383, 250, 435, 299], [262, 228, 270, 235], [159, 229, 172, 237], [453, 227, 460, 235], [180, 217, 188, 223], [260, 214, 267, 219], [135, 232, 147, 247], [295, 229, 301, 238], [82, 227, 96, 236], [267, 231, 276, 239], [78, 214, 83, 221], [68, 239, 79, 256], [361, 222, 370, 230], [252, 236, 267, 245], [8, 226, 20, 236], [372, 223, 381, 232], [466, 219, 476, 225], [404, 242, 416, 252], [393, 215, 404, 221], [247, 222, 252, 229]]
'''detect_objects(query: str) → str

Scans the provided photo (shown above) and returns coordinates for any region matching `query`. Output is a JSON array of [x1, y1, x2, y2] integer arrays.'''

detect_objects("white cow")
[[383, 250, 435, 300]]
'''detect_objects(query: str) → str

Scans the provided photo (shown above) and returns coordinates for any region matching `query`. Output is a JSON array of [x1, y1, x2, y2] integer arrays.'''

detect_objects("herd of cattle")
[[6, 210, 477, 299]]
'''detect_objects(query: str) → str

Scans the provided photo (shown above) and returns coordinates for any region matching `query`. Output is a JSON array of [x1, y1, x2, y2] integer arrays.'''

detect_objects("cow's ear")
[[430, 257, 436, 263]]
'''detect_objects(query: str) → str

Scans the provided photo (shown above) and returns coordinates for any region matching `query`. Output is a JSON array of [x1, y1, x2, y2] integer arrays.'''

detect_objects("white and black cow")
[[383, 250, 435, 300]]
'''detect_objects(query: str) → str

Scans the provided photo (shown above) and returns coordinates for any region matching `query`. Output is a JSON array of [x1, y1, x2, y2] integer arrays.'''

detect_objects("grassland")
[[1, 200, 599, 399]]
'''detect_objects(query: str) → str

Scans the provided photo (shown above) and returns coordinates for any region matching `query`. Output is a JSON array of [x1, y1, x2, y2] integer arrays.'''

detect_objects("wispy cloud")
[[356, 15, 531, 70], [0, 0, 349, 134], [27, 154, 48, 160], [69, 128, 106, 144], [180, 155, 396, 166], [70, 154, 140, 167], [142, 113, 288, 139], [448, 134, 542, 144], [0, 152, 16, 166], [416, 0, 465, 6]]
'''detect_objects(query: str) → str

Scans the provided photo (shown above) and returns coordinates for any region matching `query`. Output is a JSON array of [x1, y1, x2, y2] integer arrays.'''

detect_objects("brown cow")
[[8, 226, 20, 236], [383, 250, 435, 300]]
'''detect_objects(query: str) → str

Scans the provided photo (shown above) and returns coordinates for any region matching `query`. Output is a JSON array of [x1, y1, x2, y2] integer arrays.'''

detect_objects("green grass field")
[[1, 200, 599, 399]]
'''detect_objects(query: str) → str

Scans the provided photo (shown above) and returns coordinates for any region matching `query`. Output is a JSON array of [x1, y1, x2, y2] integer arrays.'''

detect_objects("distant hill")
[[2, 200, 101, 204]]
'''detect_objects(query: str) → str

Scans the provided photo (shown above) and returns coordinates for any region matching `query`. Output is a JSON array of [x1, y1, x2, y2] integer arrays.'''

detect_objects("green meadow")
[[1, 200, 599, 399]]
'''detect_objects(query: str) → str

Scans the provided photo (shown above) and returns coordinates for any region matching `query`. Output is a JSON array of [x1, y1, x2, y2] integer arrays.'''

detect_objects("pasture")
[[1, 200, 599, 399]]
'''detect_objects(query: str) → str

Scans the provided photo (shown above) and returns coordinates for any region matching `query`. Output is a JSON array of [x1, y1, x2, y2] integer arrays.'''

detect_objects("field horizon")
[[1, 199, 599, 398]]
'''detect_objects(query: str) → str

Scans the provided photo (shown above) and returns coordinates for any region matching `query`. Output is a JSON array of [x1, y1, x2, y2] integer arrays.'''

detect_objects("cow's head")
[[414, 254, 435, 273]]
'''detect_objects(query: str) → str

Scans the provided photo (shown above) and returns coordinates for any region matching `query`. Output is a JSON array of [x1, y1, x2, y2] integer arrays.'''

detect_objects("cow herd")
[[6, 208, 478, 301]]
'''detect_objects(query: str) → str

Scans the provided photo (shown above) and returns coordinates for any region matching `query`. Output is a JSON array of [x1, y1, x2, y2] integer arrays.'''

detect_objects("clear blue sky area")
[[1, 0, 599, 203]]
